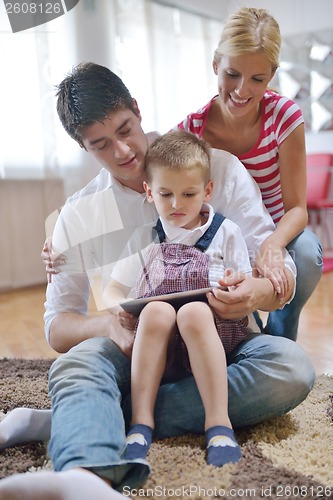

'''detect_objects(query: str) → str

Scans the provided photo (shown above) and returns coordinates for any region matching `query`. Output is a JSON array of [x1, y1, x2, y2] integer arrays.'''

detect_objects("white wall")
[[223, 0, 333, 37], [165, 0, 333, 36], [306, 131, 333, 154], [0, 179, 64, 290]]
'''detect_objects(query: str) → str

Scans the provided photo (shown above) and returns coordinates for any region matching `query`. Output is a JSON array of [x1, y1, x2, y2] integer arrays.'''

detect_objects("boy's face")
[[80, 104, 148, 192], [144, 167, 213, 230]]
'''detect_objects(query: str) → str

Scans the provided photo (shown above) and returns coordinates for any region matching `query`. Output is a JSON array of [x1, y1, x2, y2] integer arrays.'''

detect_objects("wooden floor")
[[0, 271, 332, 375]]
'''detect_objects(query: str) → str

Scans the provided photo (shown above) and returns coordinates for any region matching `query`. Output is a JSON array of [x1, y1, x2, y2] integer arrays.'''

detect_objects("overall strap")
[[195, 213, 225, 252], [152, 213, 225, 251], [152, 218, 166, 243]]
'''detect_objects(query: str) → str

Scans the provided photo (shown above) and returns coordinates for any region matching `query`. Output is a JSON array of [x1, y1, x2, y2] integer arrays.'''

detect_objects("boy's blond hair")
[[145, 131, 211, 184]]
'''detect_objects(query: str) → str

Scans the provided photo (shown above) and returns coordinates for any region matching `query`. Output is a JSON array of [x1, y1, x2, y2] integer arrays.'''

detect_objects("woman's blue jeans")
[[48, 334, 315, 491], [264, 229, 322, 340]]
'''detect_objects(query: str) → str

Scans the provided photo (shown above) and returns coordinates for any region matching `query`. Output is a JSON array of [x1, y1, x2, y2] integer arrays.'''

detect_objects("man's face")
[[80, 105, 148, 192]]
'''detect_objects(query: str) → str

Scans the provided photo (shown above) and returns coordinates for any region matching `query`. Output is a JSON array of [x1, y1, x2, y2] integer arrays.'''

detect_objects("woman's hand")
[[41, 237, 65, 283], [255, 240, 289, 301]]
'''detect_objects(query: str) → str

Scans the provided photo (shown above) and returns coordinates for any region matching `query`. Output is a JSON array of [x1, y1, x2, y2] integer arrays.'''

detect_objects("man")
[[0, 62, 315, 499]]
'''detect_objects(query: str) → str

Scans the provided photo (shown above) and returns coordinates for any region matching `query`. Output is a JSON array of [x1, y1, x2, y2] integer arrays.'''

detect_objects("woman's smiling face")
[[213, 52, 275, 118]]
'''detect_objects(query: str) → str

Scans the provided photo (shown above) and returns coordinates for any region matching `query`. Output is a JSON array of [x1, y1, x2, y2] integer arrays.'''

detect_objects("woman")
[[175, 7, 322, 340]]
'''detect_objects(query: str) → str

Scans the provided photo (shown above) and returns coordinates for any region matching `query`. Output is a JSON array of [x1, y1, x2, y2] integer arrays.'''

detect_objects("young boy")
[[104, 131, 253, 467]]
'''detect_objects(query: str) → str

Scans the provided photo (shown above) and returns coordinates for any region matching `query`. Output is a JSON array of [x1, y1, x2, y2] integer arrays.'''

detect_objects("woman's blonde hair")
[[214, 7, 281, 73]]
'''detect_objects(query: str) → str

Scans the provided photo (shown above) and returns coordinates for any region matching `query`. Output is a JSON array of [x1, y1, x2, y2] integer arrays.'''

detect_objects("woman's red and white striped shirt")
[[175, 91, 304, 223]]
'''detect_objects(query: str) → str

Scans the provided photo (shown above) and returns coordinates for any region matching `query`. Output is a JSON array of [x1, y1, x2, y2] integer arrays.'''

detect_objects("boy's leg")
[[177, 302, 241, 466], [125, 301, 176, 461], [177, 302, 230, 430], [130, 301, 176, 428], [121, 334, 315, 437]]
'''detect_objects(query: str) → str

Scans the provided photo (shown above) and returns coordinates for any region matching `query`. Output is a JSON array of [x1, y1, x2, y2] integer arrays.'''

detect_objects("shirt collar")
[[105, 169, 146, 200], [159, 203, 214, 244]]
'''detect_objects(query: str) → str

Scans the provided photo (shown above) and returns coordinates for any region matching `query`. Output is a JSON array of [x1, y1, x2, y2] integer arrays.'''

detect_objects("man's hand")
[[108, 304, 138, 333], [105, 314, 135, 358], [49, 312, 135, 358], [206, 269, 279, 320], [117, 310, 138, 332]]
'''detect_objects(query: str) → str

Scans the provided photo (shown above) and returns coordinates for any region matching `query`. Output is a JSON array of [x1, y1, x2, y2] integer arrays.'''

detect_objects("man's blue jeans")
[[48, 334, 315, 491], [265, 229, 323, 340]]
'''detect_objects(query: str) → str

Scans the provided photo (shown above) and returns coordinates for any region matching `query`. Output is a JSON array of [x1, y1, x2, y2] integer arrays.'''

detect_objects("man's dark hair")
[[56, 62, 137, 146]]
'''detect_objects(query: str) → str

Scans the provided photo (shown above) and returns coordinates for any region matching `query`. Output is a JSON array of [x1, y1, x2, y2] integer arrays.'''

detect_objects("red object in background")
[[306, 153, 333, 273]]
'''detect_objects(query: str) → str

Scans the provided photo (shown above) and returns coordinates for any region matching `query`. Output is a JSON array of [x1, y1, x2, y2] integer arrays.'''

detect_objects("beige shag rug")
[[1, 358, 333, 499]]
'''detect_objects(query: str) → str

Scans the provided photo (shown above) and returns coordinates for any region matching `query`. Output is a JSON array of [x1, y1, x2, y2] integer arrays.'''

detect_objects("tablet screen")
[[120, 287, 213, 316]]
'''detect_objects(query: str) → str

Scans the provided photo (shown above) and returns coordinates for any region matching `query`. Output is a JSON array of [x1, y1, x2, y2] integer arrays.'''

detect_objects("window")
[[0, 0, 221, 189]]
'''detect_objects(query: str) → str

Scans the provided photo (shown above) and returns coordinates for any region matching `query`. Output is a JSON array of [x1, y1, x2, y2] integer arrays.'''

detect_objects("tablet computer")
[[119, 287, 213, 316]]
